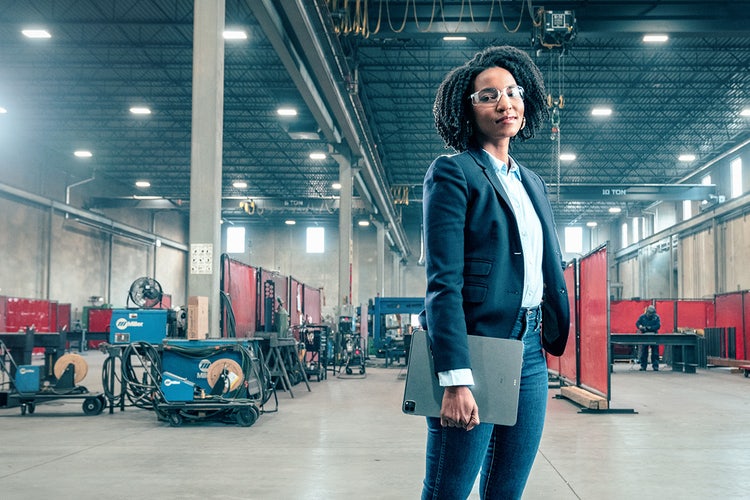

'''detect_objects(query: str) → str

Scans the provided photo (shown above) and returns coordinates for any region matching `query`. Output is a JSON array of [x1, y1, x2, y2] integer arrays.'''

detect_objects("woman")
[[421, 45, 570, 499]]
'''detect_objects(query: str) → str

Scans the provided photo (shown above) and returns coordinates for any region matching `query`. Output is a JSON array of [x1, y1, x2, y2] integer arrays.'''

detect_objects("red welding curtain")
[[303, 285, 322, 324], [715, 292, 745, 360], [578, 245, 609, 399], [610, 300, 652, 333], [221, 257, 258, 338], [555, 260, 578, 385]]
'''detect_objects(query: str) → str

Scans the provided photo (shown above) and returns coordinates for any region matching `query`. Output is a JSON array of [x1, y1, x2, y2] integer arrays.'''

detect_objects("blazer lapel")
[[467, 149, 513, 209]]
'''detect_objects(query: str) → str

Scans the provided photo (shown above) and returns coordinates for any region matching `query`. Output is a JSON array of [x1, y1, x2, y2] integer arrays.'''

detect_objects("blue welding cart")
[[153, 339, 266, 427], [161, 339, 261, 394], [109, 309, 168, 345]]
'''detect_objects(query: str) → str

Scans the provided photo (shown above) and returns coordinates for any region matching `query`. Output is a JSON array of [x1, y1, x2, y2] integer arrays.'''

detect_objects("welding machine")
[[161, 339, 261, 395], [109, 309, 169, 344]]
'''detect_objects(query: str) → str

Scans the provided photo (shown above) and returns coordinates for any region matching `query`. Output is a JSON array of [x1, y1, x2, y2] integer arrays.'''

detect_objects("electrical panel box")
[[15, 365, 40, 393], [109, 309, 168, 344]]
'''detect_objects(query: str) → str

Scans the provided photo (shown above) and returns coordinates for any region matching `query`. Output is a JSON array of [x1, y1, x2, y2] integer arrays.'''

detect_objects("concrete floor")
[[1, 351, 749, 500]]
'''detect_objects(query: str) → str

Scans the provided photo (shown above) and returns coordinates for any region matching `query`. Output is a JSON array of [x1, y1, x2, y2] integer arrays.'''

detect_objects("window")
[[226, 226, 245, 253], [564, 226, 583, 254], [632, 217, 640, 244], [701, 174, 712, 185], [306, 227, 325, 253], [621, 222, 628, 248], [730, 157, 742, 198], [682, 200, 692, 221]]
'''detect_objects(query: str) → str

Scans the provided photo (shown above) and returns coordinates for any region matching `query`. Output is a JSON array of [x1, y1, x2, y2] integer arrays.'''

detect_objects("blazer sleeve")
[[422, 155, 472, 372]]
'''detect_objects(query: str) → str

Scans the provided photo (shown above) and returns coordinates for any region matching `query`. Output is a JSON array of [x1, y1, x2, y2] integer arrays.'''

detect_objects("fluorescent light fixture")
[[309, 152, 326, 160], [74, 150, 92, 158], [559, 153, 577, 161], [129, 106, 151, 115], [233, 181, 248, 189], [223, 30, 247, 40], [643, 34, 669, 43], [358, 220, 370, 227], [277, 108, 297, 116], [332, 182, 342, 190], [678, 154, 696, 162], [586, 221, 598, 228], [591, 107, 612, 116], [443, 36, 467, 41], [0, 107, 7, 114], [608, 207, 622, 214], [740, 108, 750, 117], [285, 220, 296, 225], [22, 29, 51, 39], [135, 181, 151, 188]]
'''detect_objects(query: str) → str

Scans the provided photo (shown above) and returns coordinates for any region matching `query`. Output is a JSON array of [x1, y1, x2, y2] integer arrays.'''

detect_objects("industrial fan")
[[110, 277, 171, 345], [127, 277, 163, 309]]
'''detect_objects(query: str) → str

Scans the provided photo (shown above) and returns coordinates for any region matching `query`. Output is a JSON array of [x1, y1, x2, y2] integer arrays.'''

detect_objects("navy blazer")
[[422, 148, 570, 373]]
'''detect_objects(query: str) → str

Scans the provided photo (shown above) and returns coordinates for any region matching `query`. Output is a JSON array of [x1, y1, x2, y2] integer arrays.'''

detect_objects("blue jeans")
[[421, 306, 548, 500]]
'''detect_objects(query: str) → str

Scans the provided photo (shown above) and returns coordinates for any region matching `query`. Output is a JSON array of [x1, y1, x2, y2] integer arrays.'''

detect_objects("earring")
[[521, 117, 526, 130]]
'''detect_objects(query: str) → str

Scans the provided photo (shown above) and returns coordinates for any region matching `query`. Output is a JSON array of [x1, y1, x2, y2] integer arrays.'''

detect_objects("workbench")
[[610, 333, 703, 373]]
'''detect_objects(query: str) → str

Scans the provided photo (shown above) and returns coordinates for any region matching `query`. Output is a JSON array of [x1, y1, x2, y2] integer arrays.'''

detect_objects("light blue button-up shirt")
[[437, 151, 544, 387]]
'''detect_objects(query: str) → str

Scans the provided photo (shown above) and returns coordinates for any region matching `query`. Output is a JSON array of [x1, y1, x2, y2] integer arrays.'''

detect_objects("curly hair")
[[433, 45, 548, 152]]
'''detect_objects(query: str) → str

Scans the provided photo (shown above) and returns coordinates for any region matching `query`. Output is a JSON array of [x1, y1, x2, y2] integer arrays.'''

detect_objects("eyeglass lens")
[[471, 86, 524, 105]]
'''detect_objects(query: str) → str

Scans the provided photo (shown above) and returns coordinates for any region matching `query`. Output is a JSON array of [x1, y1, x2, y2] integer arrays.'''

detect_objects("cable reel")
[[206, 358, 245, 394], [54, 353, 88, 385]]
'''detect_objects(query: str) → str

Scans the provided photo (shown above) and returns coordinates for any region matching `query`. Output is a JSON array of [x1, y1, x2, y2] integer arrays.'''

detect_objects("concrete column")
[[188, 0, 225, 337], [392, 252, 401, 296], [338, 157, 353, 316], [374, 220, 385, 297]]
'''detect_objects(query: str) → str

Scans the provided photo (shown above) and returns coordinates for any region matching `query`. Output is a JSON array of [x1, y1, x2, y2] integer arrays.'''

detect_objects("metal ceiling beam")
[[350, 1, 750, 37], [549, 183, 716, 201]]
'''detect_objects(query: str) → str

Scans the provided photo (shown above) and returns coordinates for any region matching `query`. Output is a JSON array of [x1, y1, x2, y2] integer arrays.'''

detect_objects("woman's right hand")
[[440, 385, 480, 431]]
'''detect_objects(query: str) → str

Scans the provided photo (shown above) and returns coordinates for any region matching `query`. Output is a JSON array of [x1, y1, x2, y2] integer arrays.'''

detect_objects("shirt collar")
[[483, 149, 522, 181]]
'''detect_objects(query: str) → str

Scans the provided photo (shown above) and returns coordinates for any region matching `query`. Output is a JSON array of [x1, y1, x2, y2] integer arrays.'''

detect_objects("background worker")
[[636, 305, 661, 371], [275, 297, 289, 338]]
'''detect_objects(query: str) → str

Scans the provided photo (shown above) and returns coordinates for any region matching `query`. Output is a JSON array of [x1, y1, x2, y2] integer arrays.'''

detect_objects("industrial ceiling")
[[1, 1, 749, 259]]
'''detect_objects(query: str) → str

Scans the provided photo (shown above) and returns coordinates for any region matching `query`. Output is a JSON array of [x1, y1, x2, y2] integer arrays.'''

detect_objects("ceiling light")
[[74, 150, 92, 158], [740, 108, 750, 117], [559, 153, 576, 161], [443, 36, 467, 41], [643, 34, 669, 43], [591, 107, 612, 116], [0, 107, 7, 114], [586, 221, 598, 228], [22, 29, 51, 39], [135, 181, 151, 188], [130, 106, 151, 115], [678, 154, 696, 162], [285, 220, 296, 225], [309, 152, 326, 160], [223, 30, 247, 40], [232, 181, 248, 189], [332, 182, 342, 190], [608, 207, 622, 214], [358, 220, 370, 227], [277, 108, 297, 116]]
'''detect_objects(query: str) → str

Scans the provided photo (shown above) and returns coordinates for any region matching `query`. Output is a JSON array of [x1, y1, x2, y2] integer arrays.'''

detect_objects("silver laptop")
[[402, 330, 523, 426]]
